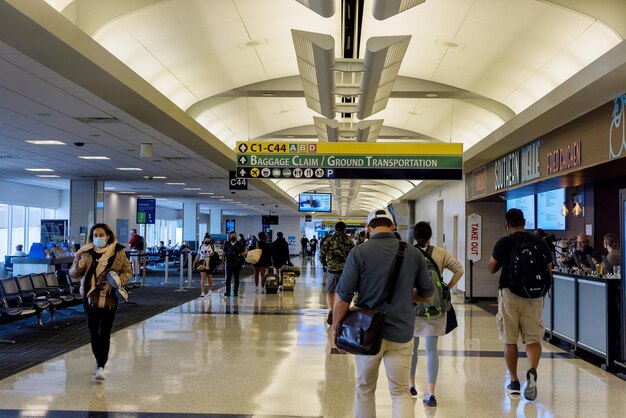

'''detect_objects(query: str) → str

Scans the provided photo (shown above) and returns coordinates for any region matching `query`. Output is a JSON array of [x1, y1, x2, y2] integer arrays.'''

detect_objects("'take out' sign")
[[467, 213, 482, 262]]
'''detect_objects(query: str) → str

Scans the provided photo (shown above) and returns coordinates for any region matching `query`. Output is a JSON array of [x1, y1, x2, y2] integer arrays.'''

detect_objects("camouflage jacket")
[[319, 232, 355, 272]]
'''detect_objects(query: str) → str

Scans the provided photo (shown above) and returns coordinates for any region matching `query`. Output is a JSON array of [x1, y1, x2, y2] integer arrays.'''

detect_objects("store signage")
[[495, 140, 541, 190], [547, 140, 582, 174], [467, 213, 482, 262], [609, 93, 626, 159], [236, 142, 462, 180]]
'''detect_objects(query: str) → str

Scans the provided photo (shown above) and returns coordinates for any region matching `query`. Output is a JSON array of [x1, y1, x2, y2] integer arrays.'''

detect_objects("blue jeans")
[[225, 263, 239, 295]]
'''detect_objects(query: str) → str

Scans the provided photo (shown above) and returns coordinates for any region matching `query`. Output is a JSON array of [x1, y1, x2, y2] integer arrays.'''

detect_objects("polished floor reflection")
[[0, 258, 625, 417]]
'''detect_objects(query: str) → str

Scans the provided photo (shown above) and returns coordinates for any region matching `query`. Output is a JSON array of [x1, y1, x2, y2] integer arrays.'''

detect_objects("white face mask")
[[93, 237, 107, 248]]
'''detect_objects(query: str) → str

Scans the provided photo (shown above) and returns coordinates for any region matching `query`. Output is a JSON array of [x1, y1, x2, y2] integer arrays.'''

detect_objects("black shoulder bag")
[[335, 242, 407, 355]]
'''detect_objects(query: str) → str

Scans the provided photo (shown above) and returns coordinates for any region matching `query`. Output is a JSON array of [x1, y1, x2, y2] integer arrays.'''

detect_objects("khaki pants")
[[354, 338, 414, 418]]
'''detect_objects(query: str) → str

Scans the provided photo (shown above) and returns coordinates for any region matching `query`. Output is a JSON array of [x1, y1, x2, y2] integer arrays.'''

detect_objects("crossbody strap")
[[384, 241, 407, 305]]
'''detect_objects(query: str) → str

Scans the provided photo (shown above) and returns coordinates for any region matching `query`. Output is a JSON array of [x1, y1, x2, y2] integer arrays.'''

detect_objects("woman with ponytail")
[[69, 223, 132, 381]]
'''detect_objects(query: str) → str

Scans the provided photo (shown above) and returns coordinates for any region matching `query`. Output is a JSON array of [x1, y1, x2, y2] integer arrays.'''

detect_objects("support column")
[[183, 202, 198, 251], [210, 208, 222, 235], [69, 180, 104, 246]]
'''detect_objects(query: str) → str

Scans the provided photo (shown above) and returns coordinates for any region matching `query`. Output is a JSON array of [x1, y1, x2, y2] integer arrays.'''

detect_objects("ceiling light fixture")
[[291, 29, 336, 118], [144, 176, 167, 179], [166, 182, 186, 185], [425, 93, 438, 98], [79, 156, 110, 160], [293, 0, 335, 17], [25, 140, 66, 145], [372, 0, 425, 20], [198, 192, 214, 195], [25, 168, 54, 172], [184, 188, 201, 190], [36, 175, 60, 178], [116, 167, 143, 171], [358, 35, 411, 118], [120, 192, 136, 194], [210, 195, 225, 199], [262, 92, 276, 97]]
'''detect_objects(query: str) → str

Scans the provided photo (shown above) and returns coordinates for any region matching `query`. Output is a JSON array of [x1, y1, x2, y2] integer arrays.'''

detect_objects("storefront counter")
[[543, 272, 621, 369], [11, 257, 74, 276]]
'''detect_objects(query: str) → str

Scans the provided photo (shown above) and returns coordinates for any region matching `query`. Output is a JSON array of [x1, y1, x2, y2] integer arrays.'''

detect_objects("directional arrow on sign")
[[238, 143, 248, 153], [238, 155, 247, 164], [239, 168, 247, 177]]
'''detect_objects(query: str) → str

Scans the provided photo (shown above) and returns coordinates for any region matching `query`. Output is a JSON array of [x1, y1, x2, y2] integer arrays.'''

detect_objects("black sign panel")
[[305, 215, 312, 222], [229, 171, 248, 190]]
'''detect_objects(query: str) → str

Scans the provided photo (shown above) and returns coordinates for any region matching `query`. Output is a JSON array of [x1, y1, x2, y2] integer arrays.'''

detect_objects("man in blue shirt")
[[332, 208, 434, 418]]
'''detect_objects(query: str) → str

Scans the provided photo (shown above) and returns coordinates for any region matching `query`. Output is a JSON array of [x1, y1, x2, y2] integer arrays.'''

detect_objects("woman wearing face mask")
[[195, 235, 216, 296], [69, 223, 132, 381]]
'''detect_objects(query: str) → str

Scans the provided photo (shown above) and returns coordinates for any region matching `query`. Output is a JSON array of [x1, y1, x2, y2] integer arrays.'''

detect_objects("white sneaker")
[[95, 367, 106, 380], [255, 287, 259, 293]]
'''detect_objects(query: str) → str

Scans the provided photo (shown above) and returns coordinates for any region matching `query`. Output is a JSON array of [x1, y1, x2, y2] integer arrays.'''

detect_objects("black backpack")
[[135, 235, 145, 251], [507, 236, 551, 298]]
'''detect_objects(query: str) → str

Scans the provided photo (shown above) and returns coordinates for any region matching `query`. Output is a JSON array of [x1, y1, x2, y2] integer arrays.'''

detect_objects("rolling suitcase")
[[282, 271, 296, 291], [281, 265, 301, 277], [265, 267, 279, 294]]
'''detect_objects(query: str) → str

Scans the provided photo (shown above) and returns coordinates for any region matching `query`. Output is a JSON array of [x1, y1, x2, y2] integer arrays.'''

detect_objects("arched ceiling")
[[43, 0, 623, 216]]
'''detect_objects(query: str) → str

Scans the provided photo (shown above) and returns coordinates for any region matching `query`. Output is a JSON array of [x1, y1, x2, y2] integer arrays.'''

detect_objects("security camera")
[[73, 142, 85, 147]]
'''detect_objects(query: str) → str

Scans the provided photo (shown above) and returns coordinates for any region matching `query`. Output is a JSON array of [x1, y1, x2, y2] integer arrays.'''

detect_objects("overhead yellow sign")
[[236, 142, 462, 156]]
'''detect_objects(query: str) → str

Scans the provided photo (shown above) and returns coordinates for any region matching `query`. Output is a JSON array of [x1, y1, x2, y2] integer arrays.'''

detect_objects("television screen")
[[506, 194, 535, 230], [262, 215, 279, 225], [298, 192, 332, 212], [537, 188, 566, 230]]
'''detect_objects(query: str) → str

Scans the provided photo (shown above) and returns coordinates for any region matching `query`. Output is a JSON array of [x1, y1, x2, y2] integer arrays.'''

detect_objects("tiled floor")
[[1, 258, 625, 417]]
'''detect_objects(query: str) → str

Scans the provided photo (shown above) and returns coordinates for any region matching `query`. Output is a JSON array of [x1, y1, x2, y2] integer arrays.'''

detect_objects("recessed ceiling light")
[[25, 168, 54, 172], [144, 175, 167, 179], [220, 198, 234, 201], [286, 135, 295, 138], [425, 93, 438, 98], [79, 156, 110, 160], [262, 92, 275, 97], [25, 140, 66, 145], [198, 192, 214, 195], [210, 195, 225, 199], [120, 192, 135, 194], [166, 182, 186, 185], [36, 174, 60, 178], [246, 40, 261, 47], [442, 41, 458, 48], [116, 167, 142, 171], [105, 187, 116, 190], [138, 195, 153, 198]]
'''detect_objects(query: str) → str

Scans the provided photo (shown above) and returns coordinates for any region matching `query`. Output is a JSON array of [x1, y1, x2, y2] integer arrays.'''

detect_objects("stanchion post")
[[162, 255, 169, 284], [187, 252, 193, 289], [175, 253, 187, 292], [142, 253, 147, 286], [464, 259, 477, 304]]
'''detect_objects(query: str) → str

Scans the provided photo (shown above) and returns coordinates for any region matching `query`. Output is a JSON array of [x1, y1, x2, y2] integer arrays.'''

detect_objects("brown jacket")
[[69, 243, 132, 295]]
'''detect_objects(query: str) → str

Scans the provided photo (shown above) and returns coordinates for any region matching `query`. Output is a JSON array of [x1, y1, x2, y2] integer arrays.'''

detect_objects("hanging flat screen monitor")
[[298, 192, 332, 212], [537, 188, 566, 230], [506, 194, 535, 230]]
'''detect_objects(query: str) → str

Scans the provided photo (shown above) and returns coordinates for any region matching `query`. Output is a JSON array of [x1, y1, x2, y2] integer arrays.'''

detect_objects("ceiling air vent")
[[75, 117, 120, 123], [163, 156, 191, 161]]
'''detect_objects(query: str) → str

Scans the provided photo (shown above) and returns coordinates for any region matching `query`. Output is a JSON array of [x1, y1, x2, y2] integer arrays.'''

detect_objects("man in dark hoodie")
[[271, 232, 291, 270]]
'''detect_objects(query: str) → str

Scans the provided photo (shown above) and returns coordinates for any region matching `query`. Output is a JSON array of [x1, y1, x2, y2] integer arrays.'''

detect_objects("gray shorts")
[[326, 272, 342, 294]]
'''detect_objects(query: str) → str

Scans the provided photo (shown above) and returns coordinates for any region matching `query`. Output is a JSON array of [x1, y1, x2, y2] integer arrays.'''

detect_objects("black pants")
[[225, 263, 240, 295], [86, 304, 117, 368]]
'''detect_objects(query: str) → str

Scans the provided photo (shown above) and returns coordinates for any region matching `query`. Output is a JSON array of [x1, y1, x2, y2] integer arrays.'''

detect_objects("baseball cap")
[[366, 208, 395, 225]]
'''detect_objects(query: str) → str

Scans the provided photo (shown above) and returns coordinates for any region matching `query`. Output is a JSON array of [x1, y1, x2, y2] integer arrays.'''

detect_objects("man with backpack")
[[129, 228, 145, 283], [488, 208, 552, 401]]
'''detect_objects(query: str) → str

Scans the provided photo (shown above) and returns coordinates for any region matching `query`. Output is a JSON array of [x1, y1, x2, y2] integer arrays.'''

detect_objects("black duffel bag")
[[335, 242, 406, 355]]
